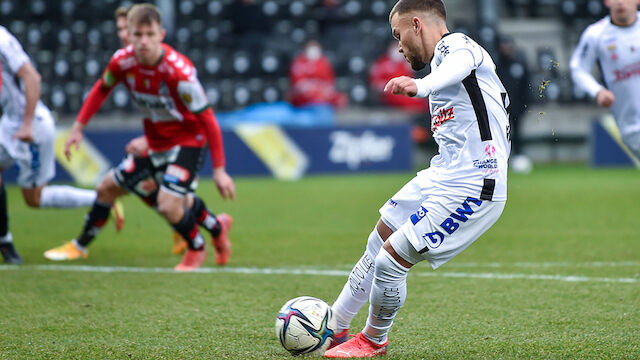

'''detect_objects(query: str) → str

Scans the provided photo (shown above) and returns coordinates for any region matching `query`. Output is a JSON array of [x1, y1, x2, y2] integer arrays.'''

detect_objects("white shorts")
[[379, 171, 505, 269], [0, 109, 56, 188]]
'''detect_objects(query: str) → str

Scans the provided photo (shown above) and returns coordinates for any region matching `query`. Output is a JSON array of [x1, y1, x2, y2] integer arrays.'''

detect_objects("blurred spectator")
[[288, 40, 347, 108], [497, 35, 532, 172], [369, 42, 428, 112]]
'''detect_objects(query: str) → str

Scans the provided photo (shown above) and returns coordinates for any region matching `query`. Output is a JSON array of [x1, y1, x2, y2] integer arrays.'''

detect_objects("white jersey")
[[0, 25, 50, 126], [415, 33, 510, 201], [570, 14, 640, 143]]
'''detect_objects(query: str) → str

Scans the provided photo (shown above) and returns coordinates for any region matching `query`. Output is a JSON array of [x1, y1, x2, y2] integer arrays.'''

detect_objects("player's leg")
[[157, 189, 207, 271], [326, 196, 506, 358], [330, 174, 425, 345], [0, 172, 22, 264], [17, 113, 97, 209], [155, 146, 210, 271], [189, 193, 233, 265], [330, 220, 390, 344], [44, 171, 127, 261], [20, 185, 95, 209]]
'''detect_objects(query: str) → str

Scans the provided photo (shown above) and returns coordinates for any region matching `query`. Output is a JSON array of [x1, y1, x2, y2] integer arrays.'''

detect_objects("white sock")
[[0, 232, 13, 243], [364, 245, 409, 344], [40, 185, 97, 208], [332, 228, 384, 331]]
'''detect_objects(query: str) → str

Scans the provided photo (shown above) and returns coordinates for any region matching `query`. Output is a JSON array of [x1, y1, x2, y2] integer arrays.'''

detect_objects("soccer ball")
[[275, 296, 338, 355]]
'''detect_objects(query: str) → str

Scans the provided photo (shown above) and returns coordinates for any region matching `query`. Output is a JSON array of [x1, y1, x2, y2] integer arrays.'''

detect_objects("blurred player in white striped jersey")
[[325, 0, 511, 357], [570, 0, 640, 158], [0, 26, 124, 264]]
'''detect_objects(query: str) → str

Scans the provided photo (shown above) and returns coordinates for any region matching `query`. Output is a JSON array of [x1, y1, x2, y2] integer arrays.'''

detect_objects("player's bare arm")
[[125, 136, 149, 156], [13, 62, 41, 143], [213, 167, 235, 201], [64, 122, 85, 160]]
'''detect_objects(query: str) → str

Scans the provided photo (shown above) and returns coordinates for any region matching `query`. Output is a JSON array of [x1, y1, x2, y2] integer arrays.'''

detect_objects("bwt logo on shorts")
[[388, 199, 398, 208], [410, 206, 428, 225], [163, 164, 190, 184], [420, 197, 483, 251]]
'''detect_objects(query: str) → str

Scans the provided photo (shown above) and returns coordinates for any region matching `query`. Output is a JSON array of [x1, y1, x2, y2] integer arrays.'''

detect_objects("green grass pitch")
[[0, 165, 638, 359]]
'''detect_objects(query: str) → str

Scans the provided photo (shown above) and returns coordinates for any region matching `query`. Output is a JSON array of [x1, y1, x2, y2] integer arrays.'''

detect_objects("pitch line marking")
[[0, 264, 637, 284]]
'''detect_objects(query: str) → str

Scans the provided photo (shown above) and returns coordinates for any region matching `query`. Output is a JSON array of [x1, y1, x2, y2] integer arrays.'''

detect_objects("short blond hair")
[[127, 3, 162, 27], [114, 6, 130, 20]]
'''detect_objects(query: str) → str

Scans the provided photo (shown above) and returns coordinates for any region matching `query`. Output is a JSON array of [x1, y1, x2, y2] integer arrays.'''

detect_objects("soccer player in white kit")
[[0, 26, 115, 264], [570, 0, 640, 158], [324, 0, 510, 357]]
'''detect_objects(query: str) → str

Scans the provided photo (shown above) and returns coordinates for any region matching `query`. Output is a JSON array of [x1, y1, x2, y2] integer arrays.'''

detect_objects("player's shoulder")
[[437, 33, 478, 52], [109, 45, 137, 71], [582, 17, 611, 39], [0, 25, 18, 46], [160, 44, 196, 81]]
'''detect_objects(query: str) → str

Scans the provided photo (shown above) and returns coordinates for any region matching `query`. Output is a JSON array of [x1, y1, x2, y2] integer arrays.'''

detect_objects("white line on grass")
[[0, 264, 637, 284]]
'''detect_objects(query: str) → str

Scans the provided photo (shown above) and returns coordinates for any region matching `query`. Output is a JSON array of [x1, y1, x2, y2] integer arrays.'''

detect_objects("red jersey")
[[369, 54, 427, 112], [288, 54, 347, 108], [77, 44, 225, 167]]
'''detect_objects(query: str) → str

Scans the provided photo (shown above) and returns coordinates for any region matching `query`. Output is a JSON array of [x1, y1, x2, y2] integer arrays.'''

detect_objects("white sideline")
[[0, 264, 637, 284]]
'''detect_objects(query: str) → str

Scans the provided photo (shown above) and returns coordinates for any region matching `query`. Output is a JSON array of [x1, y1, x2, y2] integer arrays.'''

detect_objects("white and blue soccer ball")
[[275, 296, 338, 355]]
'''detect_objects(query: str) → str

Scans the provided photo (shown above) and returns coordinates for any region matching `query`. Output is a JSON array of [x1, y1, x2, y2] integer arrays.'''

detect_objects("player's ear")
[[160, 28, 166, 41], [412, 17, 421, 34]]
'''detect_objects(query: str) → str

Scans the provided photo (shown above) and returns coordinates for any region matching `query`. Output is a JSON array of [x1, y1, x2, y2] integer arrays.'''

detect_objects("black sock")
[[172, 207, 205, 250], [0, 182, 8, 239], [76, 201, 112, 247], [191, 195, 221, 237]]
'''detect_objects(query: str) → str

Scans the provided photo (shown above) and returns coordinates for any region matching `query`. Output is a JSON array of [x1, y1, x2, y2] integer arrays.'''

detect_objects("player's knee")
[[24, 196, 40, 208], [156, 199, 182, 223]]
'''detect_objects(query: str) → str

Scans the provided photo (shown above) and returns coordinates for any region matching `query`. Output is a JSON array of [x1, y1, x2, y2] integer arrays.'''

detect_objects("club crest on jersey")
[[126, 73, 135, 88], [410, 206, 429, 225], [164, 164, 190, 184], [437, 42, 450, 56], [181, 92, 193, 105]]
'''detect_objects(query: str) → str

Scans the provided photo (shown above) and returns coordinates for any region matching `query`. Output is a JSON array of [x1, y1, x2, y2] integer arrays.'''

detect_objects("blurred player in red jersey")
[[289, 40, 347, 108], [115, 5, 190, 255], [44, 4, 235, 271]]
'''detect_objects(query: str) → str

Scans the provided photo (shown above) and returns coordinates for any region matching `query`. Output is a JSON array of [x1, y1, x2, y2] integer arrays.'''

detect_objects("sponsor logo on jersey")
[[420, 197, 483, 251], [614, 61, 640, 82], [131, 90, 183, 122], [164, 164, 190, 184], [120, 155, 136, 173], [103, 70, 117, 87], [410, 206, 428, 225], [431, 106, 455, 131], [328, 130, 394, 170], [144, 78, 150, 89]]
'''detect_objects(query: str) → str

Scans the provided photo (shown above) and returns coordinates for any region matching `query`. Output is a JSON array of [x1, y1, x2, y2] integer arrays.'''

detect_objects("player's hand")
[[384, 76, 418, 97], [125, 136, 149, 157], [13, 123, 34, 143], [64, 123, 84, 161], [213, 167, 235, 201], [596, 89, 615, 108]]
